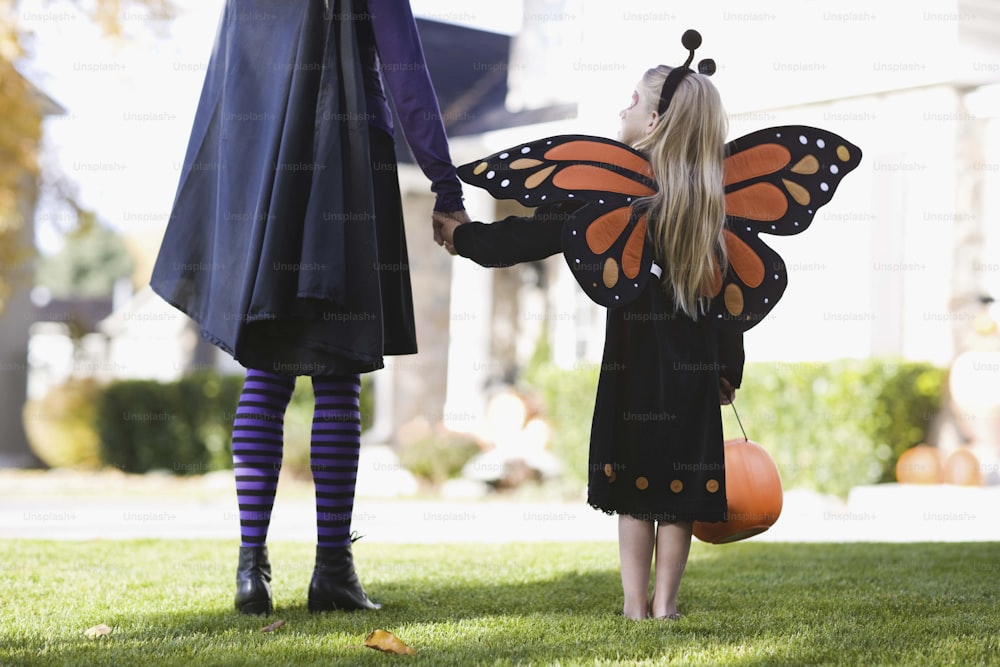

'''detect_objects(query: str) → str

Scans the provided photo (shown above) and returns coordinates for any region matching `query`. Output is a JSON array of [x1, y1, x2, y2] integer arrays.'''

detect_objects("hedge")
[[94, 372, 245, 474], [23, 378, 103, 469], [26, 371, 372, 476]]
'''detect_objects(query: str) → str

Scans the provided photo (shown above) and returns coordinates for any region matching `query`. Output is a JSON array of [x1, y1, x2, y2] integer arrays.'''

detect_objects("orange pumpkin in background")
[[693, 438, 783, 544], [895, 444, 943, 484], [942, 448, 983, 486]]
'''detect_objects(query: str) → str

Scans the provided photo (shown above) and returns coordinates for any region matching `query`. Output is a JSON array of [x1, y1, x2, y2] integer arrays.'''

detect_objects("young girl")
[[435, 64, 744, 620]]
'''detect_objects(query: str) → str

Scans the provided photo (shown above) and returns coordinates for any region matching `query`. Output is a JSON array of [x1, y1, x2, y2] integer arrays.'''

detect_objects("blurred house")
[[27, 292, 112, 399]]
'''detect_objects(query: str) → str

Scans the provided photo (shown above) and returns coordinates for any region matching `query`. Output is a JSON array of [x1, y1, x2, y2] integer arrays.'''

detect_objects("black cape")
[[150, 0, 415, 376]]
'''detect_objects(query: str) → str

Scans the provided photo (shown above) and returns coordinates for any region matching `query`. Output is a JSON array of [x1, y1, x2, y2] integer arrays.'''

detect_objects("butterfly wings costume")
[[458, 127, 862, 331], [451, 34, 862, 522]]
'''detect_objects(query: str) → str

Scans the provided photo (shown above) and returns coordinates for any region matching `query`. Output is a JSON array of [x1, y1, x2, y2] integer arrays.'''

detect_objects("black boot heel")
[[235, 545, 273, 615], [307, 544, 380, 612]]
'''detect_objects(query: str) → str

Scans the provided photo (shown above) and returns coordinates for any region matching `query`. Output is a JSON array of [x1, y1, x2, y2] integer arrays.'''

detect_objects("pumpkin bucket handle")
[[729, 400, 749, 442]]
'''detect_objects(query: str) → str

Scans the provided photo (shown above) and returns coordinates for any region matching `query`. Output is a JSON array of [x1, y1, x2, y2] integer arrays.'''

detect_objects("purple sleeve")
[[367, 0, 465, 212]]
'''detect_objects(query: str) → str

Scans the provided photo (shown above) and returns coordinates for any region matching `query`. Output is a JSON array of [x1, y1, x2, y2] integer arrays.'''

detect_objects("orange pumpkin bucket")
[[693, 437, 783, 544]]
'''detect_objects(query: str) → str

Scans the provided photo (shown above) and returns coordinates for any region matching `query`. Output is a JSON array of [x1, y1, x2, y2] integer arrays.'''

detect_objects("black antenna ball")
[[681, 29, 702, 50]]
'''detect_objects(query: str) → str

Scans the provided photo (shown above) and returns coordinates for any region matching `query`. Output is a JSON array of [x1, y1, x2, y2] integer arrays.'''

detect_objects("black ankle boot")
[[307, 545, 380, 612], [235, 545, 272, 615]]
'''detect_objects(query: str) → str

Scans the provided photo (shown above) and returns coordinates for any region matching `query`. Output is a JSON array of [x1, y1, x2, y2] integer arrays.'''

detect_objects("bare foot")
[[649, 597, 681, 620], [652, 611, 682, 621], [622, 603, 649, 620]]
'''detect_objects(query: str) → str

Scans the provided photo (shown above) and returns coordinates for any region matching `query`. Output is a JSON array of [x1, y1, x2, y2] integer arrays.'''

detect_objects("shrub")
[[397, 428, 482, 486], [177, 372, 246, 472], [23, 378, 103, 469], [93, 371, 374, 476], [867, 362, 946, 482], [519, 361, 600, 491], [94, 372, 243, 474]]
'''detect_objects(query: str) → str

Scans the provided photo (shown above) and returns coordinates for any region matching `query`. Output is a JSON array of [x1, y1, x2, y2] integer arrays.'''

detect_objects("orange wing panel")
[[585, 208, 631, 254], [545, 141, 654, 180], [723, 143, 791, 187], [621, 214, 647, 279], [725, 182, 788, 222], [723, 229, 765, 288], [553, 165, 656, 197]]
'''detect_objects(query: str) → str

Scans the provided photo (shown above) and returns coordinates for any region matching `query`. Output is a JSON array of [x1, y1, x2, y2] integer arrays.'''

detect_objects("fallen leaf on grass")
[[364, 629, 416, 655], [261, 619, 286, 633], [84, 624, 112, 639]]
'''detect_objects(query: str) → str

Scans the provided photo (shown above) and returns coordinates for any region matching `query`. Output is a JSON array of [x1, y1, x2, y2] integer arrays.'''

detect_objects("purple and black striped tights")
[[232, 368, 362, 548]]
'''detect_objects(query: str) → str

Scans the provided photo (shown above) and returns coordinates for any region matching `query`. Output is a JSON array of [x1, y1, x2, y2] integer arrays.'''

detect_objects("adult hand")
[[433, 209, 470, 246], [432, 209, 469, 255]]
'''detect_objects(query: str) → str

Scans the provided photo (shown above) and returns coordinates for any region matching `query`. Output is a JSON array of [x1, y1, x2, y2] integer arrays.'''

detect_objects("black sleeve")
[[717, 329, 745, 389], [452, 203, 578, 268]]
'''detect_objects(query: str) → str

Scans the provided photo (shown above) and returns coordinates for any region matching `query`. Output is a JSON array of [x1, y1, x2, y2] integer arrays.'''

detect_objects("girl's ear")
[[645, 110, 659, 136]]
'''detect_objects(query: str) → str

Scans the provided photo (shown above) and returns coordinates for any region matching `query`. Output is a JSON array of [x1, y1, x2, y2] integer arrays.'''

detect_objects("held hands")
[[432, 209, 469, 256]]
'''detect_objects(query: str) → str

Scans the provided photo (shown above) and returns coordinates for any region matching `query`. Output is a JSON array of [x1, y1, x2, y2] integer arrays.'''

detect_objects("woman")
[[151, 0, 467, 614]]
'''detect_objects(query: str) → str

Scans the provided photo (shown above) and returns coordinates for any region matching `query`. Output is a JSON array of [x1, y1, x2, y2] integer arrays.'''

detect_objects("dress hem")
[[587, 502, 727, 524]]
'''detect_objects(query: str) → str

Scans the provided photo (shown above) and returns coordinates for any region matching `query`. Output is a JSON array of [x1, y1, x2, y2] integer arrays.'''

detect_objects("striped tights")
[[231, 368, 362, 548]]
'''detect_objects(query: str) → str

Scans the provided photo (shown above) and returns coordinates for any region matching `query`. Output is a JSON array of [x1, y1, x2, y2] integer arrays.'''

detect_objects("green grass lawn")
[[2, 540, 998, 666]]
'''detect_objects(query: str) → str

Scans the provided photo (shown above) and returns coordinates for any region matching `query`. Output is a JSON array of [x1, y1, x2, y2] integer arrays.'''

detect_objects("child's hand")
[[719, 377, 736, 405], [432, 210, 469, 255]]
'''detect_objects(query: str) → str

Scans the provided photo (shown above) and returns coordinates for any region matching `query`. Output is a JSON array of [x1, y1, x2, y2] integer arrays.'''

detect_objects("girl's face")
[[618, 82, 656, 146]]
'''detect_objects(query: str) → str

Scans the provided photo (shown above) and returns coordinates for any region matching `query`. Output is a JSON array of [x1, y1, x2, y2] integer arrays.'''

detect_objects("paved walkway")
[[3, 468, 998, 544]]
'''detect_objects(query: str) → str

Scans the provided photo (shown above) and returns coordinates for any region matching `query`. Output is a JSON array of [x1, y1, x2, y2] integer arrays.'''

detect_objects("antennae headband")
[[656, 29, 716, 115]]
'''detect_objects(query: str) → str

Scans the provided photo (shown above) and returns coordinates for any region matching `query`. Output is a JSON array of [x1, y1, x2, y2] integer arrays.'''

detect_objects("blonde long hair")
[[632, 65, 728, 319]]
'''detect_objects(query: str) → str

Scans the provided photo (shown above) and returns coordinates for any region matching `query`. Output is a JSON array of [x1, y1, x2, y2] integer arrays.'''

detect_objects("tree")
[[36, 213, 135, 298], [0, 0, 174, 314], [0, 11, 42, 314]]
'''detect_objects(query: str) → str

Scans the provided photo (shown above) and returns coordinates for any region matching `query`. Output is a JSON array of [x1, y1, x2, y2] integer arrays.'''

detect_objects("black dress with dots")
[[453, 203, 745, 523]]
